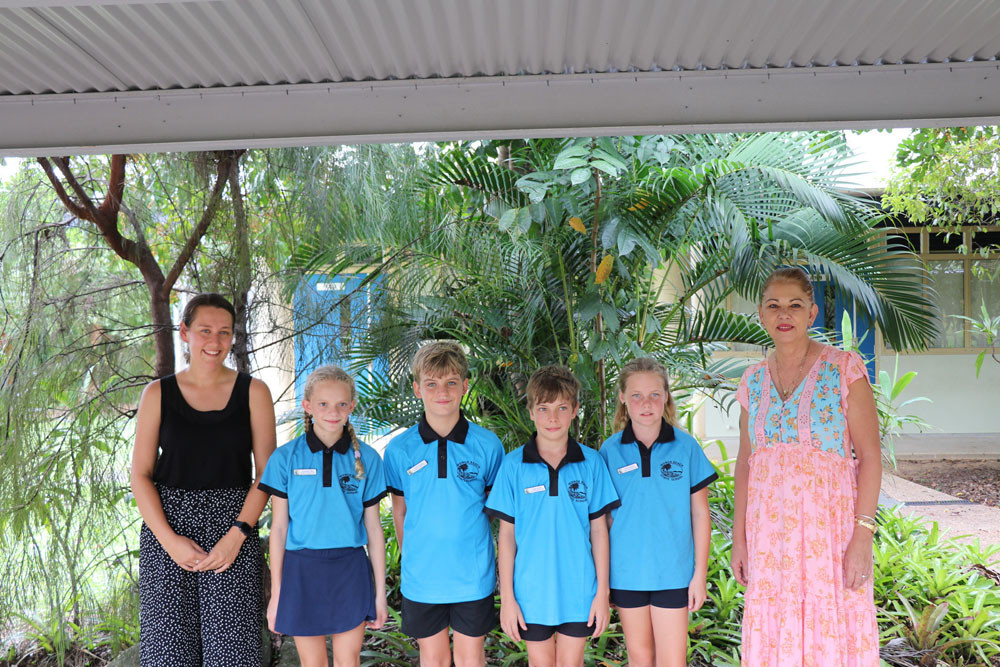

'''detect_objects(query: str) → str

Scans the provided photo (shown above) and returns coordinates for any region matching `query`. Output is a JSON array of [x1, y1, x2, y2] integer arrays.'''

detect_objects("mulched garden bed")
[[895, 459, 1000, 508]]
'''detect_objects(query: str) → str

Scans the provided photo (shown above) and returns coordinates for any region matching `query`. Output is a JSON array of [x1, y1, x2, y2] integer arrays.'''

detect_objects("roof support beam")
[[2, 61, 999, 157]]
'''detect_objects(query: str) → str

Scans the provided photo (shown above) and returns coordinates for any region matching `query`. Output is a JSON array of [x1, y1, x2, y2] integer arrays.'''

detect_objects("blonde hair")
[[411, 341, 469, 383], [303, 365, 365, 479], [613, 357, 677, 431], [526, 365, 580, 408], [760, 267, 814, 304]]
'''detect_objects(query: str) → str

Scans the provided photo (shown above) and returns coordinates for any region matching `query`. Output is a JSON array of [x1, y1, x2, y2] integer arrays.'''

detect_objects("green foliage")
[[295, 135, 936, 452], [0, 150, 302, 664], [883, 127, 1000, 246], [874, 509, 1000, 666], [368, 457, 1000, 666], [954, 300, 1000, 377], [838, 312, 931, 467]]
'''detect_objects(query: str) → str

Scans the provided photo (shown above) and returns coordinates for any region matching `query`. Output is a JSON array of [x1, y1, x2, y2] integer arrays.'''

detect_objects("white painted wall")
[[702, 352, 1000, 438], [890, 352, 1000, 434]]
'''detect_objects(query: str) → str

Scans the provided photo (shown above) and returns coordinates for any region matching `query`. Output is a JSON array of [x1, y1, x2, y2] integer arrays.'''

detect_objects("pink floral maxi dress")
[[735, 345, 879, 666]]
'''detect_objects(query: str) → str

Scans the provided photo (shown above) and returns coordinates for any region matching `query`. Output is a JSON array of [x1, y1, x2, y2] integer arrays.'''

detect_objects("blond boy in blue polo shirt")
[[383, 342, 504, 667], [486, 366, 620, 667]]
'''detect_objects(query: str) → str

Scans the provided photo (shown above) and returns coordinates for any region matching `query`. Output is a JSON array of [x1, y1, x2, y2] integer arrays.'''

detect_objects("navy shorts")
[[520, 621, 595, 641], [400, 594, 497, 639], [610, 587, 688, 609], [275, 547, 375, 636]]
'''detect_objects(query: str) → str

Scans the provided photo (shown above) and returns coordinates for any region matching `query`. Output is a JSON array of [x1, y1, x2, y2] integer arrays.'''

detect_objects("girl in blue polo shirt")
[[259, 366, 388, 665], [598, 357, 717, 667]]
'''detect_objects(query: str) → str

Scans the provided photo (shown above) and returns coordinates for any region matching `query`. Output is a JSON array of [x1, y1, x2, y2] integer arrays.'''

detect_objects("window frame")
[[881, 224, 1000, 354]]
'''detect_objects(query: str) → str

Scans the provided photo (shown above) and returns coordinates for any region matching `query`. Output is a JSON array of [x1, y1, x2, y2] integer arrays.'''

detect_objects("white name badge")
[[407, 460, 428, 475], [524, 485, 546, 494], [293, 468, 317, 476], [618, 463, 639, 474]]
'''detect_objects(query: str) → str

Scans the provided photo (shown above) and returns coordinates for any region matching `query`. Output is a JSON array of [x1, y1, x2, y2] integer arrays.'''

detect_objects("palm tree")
[[290, 134, 936, 449]]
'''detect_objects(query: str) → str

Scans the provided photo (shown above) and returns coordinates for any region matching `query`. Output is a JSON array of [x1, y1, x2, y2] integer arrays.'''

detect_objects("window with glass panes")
[[885, 227, 1000, 350]]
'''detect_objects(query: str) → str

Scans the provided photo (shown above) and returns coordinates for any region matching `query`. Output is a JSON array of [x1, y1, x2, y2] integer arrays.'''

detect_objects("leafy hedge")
[[361, 454, 999, 667], [6, 452, 998, 666]]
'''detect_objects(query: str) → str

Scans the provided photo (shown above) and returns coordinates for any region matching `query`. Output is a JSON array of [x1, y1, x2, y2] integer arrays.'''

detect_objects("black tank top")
[[152, 372, 254, 490]]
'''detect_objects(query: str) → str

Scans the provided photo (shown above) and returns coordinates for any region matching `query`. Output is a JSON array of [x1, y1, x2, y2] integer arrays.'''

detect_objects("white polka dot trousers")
[[139, 486, 262, 666]]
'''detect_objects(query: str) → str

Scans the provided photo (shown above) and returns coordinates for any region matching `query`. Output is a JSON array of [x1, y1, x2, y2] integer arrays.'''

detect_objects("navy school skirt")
[[275, 546, 375, 637]]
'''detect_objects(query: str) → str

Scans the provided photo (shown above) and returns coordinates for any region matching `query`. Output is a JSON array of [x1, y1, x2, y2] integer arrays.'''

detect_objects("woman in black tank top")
[[130, 293, 276, 666]]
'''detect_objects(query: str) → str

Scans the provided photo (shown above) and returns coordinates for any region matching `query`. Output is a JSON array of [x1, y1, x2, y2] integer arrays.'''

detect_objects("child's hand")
[[588, 591, 610, 638], [688, 571, 708, 612], [368, 593, 388, 630], [500, 597, 527, 642], [266, 592, 279, 633], [730, 538, 749, 586]]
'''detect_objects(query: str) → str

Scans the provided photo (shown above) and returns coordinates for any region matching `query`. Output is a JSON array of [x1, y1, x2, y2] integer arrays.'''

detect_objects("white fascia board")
[[2, 61, 999, 157], [0, 1, 212, 7]]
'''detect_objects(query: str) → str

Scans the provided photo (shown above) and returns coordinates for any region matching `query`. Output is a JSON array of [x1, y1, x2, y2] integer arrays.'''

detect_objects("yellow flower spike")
[[595, 254, 614, 284], [568, 216, 587, 234]]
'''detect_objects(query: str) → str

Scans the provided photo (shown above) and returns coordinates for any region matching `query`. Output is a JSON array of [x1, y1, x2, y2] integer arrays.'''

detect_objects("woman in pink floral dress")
[[731, 267, 882, 666]]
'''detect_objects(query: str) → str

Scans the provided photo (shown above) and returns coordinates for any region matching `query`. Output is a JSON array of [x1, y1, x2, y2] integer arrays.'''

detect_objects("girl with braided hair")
[[259, 365, 388, 667]]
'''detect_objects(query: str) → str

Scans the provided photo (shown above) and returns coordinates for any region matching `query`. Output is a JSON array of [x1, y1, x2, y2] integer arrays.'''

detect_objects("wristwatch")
[[233, 520, 255, 537]]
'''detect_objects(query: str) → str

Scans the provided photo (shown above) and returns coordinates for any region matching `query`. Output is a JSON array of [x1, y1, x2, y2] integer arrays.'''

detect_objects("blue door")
[[294, 273, 388, 437], [814, 280, 876, 381]]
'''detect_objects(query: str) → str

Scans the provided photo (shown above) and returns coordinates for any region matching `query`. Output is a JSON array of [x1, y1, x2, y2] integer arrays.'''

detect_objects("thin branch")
[[162, 151, 244, 295], [36, 157, 91, 221]]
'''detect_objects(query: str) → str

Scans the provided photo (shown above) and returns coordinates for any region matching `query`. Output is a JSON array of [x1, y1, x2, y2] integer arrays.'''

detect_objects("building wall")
[[892, 352, 1000, 433], [702, 351, 1000, 438]]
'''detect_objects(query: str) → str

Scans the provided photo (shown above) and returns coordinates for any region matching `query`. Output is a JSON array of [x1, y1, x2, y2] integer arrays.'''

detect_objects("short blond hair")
[[526, 366, 580, 408], [411, 341, 468, 383]]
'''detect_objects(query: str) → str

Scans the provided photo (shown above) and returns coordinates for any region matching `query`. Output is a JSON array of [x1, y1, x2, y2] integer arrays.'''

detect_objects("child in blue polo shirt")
[[599, 357, 717, 667], [259, 366, 388, 665], [383, 342, 505, 667], [486, 366, 620, 667]]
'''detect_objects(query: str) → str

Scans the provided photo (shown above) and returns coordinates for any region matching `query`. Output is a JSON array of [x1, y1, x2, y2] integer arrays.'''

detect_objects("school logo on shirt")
[[338, 474, 359, 494], [567, 480, 588, 502], [456, 460, 480, 482], [660, 461, 683, 481]]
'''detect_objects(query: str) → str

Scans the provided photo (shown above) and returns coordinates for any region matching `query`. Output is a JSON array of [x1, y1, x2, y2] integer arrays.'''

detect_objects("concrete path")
[[880, 471, 1000, 560]]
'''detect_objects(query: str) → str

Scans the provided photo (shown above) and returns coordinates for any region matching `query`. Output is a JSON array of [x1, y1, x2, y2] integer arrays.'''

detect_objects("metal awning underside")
[[2, 0, 999, 156]]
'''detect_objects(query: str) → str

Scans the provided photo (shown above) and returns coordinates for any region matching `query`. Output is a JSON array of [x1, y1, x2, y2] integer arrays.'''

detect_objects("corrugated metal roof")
[[2, 0, 999, 96]]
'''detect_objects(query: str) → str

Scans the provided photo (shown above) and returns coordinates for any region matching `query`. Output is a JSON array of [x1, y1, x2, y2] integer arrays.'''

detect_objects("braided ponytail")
[[346, 421, 366, 479], [304, 412, 314, 432]]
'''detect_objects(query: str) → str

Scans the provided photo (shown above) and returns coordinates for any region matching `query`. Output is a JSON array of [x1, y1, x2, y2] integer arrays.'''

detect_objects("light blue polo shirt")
[[259, 428, 386, 551], [598, 420, 718, 591], [383, 412, 504, 604], [484, 436, 620, 626]]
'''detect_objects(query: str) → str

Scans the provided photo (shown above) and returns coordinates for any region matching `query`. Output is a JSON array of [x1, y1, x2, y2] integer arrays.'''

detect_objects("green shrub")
[[371, 450, 1000, 667]]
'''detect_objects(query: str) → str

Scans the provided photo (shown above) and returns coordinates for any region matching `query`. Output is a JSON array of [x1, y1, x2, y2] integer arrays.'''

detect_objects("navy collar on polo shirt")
[[417, 411, 470, 478], [621, 419, 676, 477], [306, 427, 352, 487], [522, 433, 586, 496]]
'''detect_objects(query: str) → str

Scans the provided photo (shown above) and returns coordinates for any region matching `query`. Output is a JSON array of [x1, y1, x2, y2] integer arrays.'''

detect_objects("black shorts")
[[610, 587, 688, 609], [400, 594, 497, 639], [520, 621, 595, 641]]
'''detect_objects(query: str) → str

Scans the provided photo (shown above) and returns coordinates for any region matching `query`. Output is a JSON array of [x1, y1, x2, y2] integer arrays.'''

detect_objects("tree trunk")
[[38, 153, 240, 379], [228, 155, 252, 373]]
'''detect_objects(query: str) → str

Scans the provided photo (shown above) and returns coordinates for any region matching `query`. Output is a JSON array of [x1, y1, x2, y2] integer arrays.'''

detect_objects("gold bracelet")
[[855, 513, 877, 524], [855, 518, 878, 534]]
